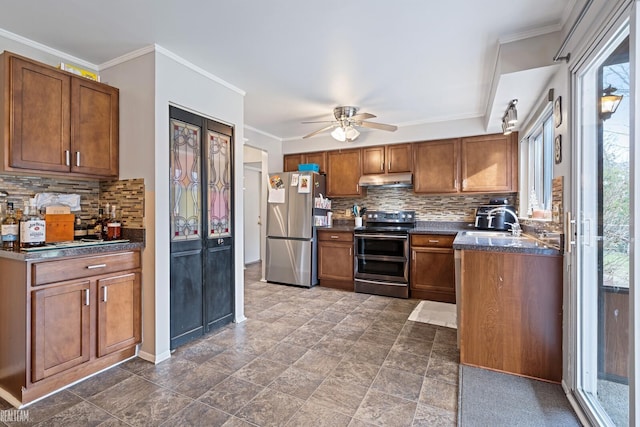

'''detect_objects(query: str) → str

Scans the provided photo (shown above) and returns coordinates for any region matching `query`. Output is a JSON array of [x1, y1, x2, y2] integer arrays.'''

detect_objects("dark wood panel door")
[[410, 247, 455, 303], [387, 143, 412, 173], [31, 281, 91, 382], [169, 106, 234, 350], [362, 146, 385, 175], [326, 149, 364, 197], [97, 272, 141, 357], [71, 77, 119, 177], [460, 133, 516, 192], [204, 242, 233, 331], [413, 139, 459, 194], [9, 56, 70, 172]]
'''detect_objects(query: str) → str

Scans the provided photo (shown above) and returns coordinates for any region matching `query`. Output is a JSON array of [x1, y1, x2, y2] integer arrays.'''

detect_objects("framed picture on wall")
[[554, 96, 562, 128], [555, 135, 562, 164]]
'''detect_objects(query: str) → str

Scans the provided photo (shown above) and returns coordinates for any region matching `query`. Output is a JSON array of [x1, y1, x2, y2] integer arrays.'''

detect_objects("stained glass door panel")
[[207, 130, 231, 238], [170, 119, 201, 241]]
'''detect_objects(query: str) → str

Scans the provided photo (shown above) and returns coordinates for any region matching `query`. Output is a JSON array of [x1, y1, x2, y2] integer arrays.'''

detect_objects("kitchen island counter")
[[453, 232, 561, 256]]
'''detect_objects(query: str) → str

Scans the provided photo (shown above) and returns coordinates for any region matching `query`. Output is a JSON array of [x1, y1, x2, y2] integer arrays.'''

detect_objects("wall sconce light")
[[600, 84, 623, 120], [502, 99, 518, 135]]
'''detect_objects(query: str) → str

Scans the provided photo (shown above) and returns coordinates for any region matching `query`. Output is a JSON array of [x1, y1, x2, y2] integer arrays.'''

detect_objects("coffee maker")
[[474, 198, 517, 231]]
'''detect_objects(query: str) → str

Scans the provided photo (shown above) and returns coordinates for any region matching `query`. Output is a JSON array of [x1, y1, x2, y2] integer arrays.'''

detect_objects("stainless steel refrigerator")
[[265, 171, 326, 287]]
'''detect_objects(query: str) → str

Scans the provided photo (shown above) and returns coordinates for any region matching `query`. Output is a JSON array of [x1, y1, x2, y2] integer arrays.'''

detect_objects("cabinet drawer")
[[32, 251, 141, 286], [411, 234, 455, 248], [318, 231, 353, 243]]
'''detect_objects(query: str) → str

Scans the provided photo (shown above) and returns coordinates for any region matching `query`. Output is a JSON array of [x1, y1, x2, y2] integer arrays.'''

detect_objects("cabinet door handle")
[[428, 239, 439, 243], [380, 162, 384, 171], [388, 161, 391, 171], [412, 250, 415, 260], [330, 235, 339, 239], [65, 150, 70, 166], [350, 247, 352, 256], [76, 152, 81, 167], [87, 263, 107, 269], [84, 288, 90, 306], [103, 286, 108, 302]]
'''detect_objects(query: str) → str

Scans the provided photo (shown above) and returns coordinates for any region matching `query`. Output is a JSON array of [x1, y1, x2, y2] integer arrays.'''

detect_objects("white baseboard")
[[138, 349, 171, 364]]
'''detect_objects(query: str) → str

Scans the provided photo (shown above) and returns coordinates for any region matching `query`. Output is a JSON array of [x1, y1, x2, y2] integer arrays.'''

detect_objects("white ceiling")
[[0, 0, 574, 141]]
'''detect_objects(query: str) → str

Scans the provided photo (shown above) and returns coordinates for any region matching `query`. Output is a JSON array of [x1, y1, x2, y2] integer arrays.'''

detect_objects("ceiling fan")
[[302, 106, 398, 142]]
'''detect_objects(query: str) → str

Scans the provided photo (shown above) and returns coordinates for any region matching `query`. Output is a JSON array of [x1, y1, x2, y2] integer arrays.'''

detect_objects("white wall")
[[100, 52, 158, 359], [244, 127, 282, 172], [154, 49, 246, 361]]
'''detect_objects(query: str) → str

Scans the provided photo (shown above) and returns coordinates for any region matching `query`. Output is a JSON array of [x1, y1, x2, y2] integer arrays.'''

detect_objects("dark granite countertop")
[[411, 221, 474, 235], [0, 240, 144, 262], [453, 232, 561, 256]]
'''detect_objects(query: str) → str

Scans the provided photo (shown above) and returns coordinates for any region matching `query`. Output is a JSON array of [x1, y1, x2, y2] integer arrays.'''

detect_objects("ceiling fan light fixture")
[[345, 125, 360, 141], [331, 126, 346, 142]]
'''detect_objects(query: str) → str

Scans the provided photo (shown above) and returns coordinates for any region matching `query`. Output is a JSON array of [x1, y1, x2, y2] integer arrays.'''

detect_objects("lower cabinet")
[[317, 230, 354, 290], [0, 249, 142, 406], [459, 249, 562, 382], [410, 234, 455, 303]]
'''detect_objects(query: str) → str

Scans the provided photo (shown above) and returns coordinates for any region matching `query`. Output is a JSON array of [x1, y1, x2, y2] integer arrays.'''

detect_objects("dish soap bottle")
[[106, 204, 121, 241]]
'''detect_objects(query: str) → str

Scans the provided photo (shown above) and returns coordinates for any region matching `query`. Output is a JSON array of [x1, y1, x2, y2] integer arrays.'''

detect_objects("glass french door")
[[573, 19, 633, 426], [169, 106, 234, 349]]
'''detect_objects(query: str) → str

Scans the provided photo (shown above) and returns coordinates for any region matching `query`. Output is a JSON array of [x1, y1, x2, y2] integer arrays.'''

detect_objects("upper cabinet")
[[0, 52, 119, 179], [413, 133, 517, 194], [460, 133, 516, 193], [283, 151, 327, 174], [363, 143, 412, 175], [326, 148, 365, 197], [413, 139, 459, 194]]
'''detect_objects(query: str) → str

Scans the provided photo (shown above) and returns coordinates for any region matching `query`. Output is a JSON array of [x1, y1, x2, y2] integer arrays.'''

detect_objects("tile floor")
[[1, 263, 459, 426]]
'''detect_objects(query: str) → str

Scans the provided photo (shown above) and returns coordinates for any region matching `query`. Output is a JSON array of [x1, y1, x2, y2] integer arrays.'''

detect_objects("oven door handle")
[[354, 234, 408, 240]]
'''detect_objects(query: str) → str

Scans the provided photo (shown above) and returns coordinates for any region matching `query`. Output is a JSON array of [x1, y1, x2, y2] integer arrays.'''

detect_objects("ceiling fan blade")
[[301, 120, 334, 124], [357, 121, 398, 132], [351, 112, 376, 121], [302, 124, 336, 139]]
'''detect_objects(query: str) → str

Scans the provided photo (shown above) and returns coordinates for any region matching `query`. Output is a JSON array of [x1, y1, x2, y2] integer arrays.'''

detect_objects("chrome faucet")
[[487, 206, 521, 236]]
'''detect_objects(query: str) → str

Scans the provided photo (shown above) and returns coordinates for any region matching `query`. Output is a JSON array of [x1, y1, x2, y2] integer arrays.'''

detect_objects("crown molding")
[[244, 125, 282, 141], [98, 45, 155, 70], [0, 27, 98, 69]]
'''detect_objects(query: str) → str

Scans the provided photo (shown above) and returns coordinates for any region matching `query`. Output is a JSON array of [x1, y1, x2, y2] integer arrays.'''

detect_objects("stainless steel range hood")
[[358, 172, 413, 188]]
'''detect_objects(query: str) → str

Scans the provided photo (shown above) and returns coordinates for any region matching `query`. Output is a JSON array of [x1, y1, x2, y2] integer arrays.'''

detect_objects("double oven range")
[[354, 210, 415, 298]]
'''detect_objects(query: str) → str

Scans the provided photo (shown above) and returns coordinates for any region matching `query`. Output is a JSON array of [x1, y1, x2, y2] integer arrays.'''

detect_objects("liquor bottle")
[[92, 208, 105, 239], [20, 198, 46, 248], [106, 204, 121, 241], [101, 203, 110, 240], [1, 202, 19, 250], [74, 216, 88, 240]]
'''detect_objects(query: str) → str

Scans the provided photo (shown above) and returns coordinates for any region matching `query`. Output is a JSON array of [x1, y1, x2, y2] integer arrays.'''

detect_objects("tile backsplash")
[[330, 187, 518, 222], [0, 174, 144, 228]]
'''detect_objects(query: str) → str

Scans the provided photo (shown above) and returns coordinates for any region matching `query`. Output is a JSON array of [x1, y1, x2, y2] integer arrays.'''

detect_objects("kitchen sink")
[[460, 231, 518, 238]]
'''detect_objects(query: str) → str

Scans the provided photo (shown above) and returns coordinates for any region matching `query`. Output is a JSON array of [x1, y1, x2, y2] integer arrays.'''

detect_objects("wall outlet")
[[345, 209, 351, 216]]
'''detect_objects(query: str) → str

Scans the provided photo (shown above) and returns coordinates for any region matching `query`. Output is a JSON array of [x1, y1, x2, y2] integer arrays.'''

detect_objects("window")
[[519, 108, 554, 217]]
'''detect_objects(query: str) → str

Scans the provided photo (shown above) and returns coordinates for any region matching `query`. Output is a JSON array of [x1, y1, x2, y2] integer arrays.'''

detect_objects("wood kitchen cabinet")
[[460, 133, 517, 192], [0, 249, 141, 406], [413, 133, 517, 194], [410, 234, 455, 303], [413, 139, 459, 194], [283, 151, 327, 174], [326, 149, 365, 197], [0, 51, 119, 179], [459, 249, 562, 382], [317, 229, 354, 290], [363, 143, 412, 175]]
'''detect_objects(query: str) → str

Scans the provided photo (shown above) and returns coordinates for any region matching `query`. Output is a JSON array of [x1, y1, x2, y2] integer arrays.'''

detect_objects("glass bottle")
[[1, 202, 19, 250], [74, 216, 88, 240], [20, 198, 46, 248], [101, 203, 110, 240], [106, 204, 121, 241], [92, 208, 105, 240]]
